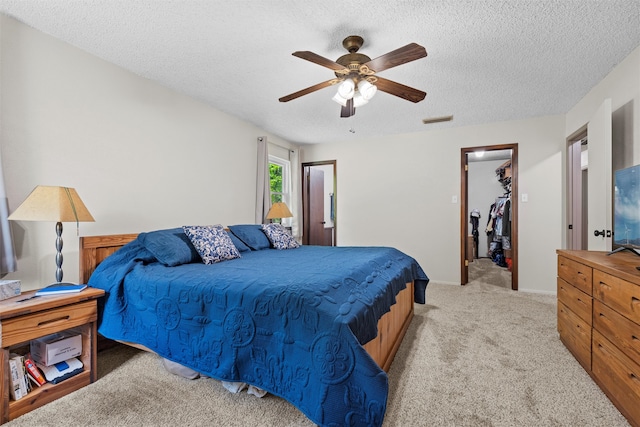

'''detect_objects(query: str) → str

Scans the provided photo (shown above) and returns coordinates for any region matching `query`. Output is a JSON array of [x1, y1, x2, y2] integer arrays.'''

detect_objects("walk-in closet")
[[467, 150, 513, 288]]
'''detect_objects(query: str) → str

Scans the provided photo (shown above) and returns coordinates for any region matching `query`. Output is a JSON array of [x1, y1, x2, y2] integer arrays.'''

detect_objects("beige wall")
[[301, 115, 566, 293], [0, 16, 292, 290]]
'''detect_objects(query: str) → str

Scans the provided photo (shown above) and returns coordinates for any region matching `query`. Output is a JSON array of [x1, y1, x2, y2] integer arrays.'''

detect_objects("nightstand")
[[0, 287, 104, 423]]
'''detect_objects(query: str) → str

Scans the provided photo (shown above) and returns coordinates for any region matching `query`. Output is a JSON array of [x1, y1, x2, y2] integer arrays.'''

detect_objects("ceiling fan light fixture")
[[332, 92, 348, 106], [353, 93, 368, 108], [357, 80, 377, 101], [337, 79, 355, 99]]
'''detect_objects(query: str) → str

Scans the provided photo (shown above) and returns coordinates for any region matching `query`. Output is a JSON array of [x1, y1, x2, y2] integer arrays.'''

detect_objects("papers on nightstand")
[[35, 283, 87, 296]]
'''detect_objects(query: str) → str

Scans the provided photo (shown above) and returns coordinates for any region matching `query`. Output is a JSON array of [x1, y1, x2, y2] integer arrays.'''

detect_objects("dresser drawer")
[[0, 300, 97, 348], [593, 299, 640, 362], [593, 270, 640, 325], [558, 277, 592, 325], [592, 330, 640, 425], [558, 300, 591, 371], [558, 256, 592, 295]]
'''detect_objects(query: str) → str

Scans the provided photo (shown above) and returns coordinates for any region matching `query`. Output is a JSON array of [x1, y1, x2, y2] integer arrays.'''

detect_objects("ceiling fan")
[[279, 35, 428, 118]]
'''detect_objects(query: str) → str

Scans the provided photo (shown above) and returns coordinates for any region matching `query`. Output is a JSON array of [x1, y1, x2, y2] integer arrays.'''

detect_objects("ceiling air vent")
[[422, 115, 453, 125]]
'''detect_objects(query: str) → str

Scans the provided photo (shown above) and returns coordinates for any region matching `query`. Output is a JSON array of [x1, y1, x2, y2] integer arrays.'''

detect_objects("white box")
[[0, 280, 21, 301], [30, 332, 82, 367]]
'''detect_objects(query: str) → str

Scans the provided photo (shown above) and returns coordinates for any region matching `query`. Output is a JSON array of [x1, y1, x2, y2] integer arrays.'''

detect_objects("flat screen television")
[[613, 163, 640, 252]]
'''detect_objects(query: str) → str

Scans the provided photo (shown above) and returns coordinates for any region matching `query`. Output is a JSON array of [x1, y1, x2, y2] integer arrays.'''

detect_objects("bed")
[[79, 225, 429, 427]]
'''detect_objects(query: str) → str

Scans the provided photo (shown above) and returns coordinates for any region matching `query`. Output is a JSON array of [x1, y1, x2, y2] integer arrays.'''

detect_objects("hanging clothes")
[[470, 209, 481, 259], [485, 196, 509, 266]]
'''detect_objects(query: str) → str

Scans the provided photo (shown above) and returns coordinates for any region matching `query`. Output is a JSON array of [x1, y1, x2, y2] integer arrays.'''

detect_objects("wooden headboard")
[[79, 233, 138, 284]]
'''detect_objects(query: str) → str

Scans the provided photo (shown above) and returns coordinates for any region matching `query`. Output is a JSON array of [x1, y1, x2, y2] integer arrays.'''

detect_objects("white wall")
[[0, 16, 293, 290], [301, 115, 566, 293], [566, 45, 640, 150]]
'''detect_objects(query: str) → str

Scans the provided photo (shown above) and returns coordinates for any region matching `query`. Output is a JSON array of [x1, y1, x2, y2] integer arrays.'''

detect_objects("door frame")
[[301, 160, 337, 246], [566, 126, 587, 250], [460, 144, 519, 290]]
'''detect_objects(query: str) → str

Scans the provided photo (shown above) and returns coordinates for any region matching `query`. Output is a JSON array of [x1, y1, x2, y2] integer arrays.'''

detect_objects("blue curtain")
[[0, 150, 16, 275]]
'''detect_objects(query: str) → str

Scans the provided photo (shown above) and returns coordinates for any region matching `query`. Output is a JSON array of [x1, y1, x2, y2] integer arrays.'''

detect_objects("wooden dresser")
[[557, 250, 640, 427]]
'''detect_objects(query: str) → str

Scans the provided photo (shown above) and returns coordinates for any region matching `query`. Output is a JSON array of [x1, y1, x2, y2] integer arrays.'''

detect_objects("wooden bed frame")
[[79, 233, 414, 372]]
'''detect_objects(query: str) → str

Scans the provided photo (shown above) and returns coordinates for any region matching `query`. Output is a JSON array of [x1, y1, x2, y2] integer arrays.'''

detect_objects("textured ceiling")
[[0, 1, 639, 144]]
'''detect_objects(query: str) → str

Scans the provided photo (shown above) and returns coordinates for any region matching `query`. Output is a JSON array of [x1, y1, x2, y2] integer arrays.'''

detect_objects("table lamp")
[[266, 202, 293, 223], [8, 186, 94, 284]]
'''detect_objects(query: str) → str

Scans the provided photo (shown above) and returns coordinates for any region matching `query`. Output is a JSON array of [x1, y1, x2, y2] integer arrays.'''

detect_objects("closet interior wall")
[[467, 158, 509, 260]]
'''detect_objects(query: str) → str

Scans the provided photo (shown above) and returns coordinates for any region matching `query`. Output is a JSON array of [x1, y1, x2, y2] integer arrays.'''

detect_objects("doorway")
[[567, 99, 632, 252], [566, 128, 588, 250], [461, 144, 518, 290], [301, 161, 336, 246]]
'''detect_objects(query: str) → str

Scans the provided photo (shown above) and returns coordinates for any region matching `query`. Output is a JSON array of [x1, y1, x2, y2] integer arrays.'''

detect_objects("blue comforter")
[[89, 240, 429, 426]]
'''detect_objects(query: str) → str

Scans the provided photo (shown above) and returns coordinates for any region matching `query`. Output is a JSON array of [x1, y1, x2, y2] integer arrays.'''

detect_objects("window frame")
[[268, 155, 292, 226]]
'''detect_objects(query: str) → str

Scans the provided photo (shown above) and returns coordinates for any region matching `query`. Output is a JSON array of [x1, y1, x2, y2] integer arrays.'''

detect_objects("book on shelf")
[[9, 354, 29, 401], [24, 358, 47, 387], [35, 283, 87, 296]]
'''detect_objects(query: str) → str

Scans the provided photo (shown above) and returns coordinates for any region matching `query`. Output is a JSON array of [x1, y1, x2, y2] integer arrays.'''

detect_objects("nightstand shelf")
[[0, 287, 104, 423]]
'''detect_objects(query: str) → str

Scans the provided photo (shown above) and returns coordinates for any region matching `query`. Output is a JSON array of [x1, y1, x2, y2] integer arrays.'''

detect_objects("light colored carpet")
[[469, 257, 511, 289], [6, 282, 630, 427]]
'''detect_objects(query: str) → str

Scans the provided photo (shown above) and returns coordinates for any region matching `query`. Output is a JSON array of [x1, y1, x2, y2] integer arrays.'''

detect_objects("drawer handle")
[[596, 342, 608, 355], [38, 315, 70, 327], [633, 297, 640, 309], [631, 372, 640, 385], [598, 281, 612, 289]]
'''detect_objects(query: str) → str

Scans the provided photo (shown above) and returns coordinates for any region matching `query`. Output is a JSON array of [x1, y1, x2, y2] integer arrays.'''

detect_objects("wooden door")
[[587, 99, 613, 250], [307, 167, 326, 245]]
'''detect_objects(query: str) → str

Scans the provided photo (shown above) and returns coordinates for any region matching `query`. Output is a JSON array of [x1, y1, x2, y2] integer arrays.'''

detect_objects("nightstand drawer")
[[558, 256, 592, 295], [558, 277, 592, 325], [1, 300, 97, 347], [593, 270, 640, 325]]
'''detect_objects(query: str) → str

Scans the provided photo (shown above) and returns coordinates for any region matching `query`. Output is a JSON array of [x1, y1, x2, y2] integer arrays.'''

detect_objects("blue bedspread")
[[89, 240, 429, 426]]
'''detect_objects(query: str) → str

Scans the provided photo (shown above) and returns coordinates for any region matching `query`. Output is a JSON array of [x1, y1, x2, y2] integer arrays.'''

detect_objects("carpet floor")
[[5, 277, 630, 426]]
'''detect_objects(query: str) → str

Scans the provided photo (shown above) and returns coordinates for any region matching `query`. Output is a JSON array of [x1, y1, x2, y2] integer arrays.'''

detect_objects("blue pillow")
[[226, 231, 251, 253], [228, 224, 272, 250], [137, 228, 200, 266]]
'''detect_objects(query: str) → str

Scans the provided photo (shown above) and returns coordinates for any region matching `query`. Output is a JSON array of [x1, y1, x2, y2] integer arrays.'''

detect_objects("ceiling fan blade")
[[292, 51, 349, 72], [363, 43, 427, 73], [374, 77, 426, 103], [340, 98, 355, 118], [279, 79, 337, 102]]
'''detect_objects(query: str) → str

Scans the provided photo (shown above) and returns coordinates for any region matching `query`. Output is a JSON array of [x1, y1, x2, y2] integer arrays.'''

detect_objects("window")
[[269, 155, 291, 225]]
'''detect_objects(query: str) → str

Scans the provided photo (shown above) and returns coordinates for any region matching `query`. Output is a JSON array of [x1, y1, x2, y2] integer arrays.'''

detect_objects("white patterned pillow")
[[182, 225, 241, 264], [261, 223, 300, 250]]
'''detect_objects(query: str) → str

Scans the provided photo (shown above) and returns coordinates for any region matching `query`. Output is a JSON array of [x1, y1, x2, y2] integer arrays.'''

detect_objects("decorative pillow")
[[261, 223, 300, 250], [228, 224, 272, 250], [182, 225, 241, 264], [226, 231, 251, 253], [137, 228, 200, 266]]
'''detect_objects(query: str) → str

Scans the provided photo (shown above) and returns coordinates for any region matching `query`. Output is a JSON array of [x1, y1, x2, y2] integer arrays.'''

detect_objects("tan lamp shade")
[[266, 202, 293, 220], [8, 186, 95, 223]]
